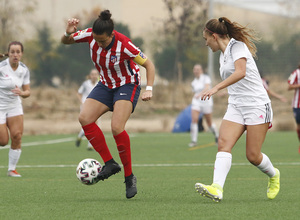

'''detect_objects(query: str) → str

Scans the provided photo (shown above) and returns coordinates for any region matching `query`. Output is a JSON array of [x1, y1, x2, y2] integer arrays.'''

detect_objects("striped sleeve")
[[73, 28, 93, 43]]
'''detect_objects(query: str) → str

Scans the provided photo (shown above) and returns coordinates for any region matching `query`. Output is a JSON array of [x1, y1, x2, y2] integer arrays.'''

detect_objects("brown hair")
[[204, 17, 260, 58]]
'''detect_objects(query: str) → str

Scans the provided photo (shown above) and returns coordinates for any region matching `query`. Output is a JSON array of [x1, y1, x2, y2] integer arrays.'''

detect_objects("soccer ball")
[[76, 158, 102, 185]]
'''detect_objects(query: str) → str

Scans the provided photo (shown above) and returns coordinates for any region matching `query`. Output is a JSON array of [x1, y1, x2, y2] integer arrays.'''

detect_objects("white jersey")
[[219, 38, 270, 107], [0, 58, 30, 109], [78, 79, 98, 103], [191, 74, 213, 105]]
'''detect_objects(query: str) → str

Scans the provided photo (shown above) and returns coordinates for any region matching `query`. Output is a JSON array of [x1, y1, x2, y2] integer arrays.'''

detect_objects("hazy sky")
[[215, 0, 299, 18]]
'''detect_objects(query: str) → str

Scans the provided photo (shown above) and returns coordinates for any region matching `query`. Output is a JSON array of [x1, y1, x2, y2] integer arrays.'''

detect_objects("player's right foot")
[[125, 174, 137, 199], [267, 168, 280, 199], [195, 183, 223, 202], [188, 142, 197, 148], [75, 138, 82, 147], [96, 161, 121, 181], [7, 170, 21, 177]]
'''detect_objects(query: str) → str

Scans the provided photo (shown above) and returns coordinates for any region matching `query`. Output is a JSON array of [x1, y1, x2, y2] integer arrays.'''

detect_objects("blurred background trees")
[[1, 0, 300, 87]]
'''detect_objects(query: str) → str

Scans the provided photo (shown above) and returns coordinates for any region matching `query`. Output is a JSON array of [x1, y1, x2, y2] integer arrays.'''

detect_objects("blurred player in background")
[[195, 17, 280, 202], [189, 63, 218, 147], [0, 41, 31, 177], [261, 74, 287, 102], [75, 68, 99, 150], [287, 61, 300, 153], [61, 10, 155, 199]]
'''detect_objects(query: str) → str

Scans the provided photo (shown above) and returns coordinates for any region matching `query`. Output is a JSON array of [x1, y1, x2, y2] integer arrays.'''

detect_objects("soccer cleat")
[[124, 174, 137, 199], [267, 168, 280, 199], [7, 170, 21, 177], [215, 136, 219, 144], [195, 183, 223, 202], [188, 142, 197, 148], [75, 137, 82, 147], [96, 162, 121, 181], [298, 145, 300, 154]]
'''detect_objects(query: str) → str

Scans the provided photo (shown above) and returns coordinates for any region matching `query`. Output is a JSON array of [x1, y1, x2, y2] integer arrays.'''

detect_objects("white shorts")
[[0, 104, 23, 124], [191, 97, 213, 114], [223, 103, 273, 126]]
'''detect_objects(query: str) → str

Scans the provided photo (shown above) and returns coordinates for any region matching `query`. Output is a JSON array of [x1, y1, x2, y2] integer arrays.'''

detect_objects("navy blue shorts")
[[293, 108, 300, 124], [87, 82, 141, 112]]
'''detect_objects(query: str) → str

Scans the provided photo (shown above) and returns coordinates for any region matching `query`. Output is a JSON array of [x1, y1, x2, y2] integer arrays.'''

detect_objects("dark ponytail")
[[92, 10, 114, 35]]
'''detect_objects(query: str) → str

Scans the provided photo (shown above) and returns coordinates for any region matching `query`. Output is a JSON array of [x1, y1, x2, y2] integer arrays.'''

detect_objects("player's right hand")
[[66, 18, 80, 35]]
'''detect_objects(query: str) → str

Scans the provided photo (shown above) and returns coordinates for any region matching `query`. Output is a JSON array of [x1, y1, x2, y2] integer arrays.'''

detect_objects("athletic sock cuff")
[[216, 152, 232, 159]]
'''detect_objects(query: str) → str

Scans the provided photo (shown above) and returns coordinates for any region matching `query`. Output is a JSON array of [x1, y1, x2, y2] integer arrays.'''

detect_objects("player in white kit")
[[194, 17, 280, 202], [189, 64, 218, 147], [0, 41, 31, 177], [75, 68, 99, 150]]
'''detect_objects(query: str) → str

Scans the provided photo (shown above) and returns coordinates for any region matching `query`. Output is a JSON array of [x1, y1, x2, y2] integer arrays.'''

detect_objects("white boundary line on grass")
[[0, 162, 299, 169], [0, 137, 76, 150]]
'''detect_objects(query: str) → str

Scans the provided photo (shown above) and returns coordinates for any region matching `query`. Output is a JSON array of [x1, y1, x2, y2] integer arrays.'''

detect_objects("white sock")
[[209, 124, 219, 138], [256, 153, 276, 177], [213, 152, 232, 188], [78, 129, 85, 138], [8, 148, 22, 171], [190, 123, 198, 143]]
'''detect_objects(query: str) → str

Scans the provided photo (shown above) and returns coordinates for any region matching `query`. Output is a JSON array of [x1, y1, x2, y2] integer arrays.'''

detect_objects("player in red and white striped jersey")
[[288, 62, 300, 153], [61, 10, 155, 199]]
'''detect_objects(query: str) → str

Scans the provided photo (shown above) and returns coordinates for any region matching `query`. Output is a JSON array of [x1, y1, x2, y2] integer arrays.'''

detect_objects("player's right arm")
[[61, 18, 80, 44]]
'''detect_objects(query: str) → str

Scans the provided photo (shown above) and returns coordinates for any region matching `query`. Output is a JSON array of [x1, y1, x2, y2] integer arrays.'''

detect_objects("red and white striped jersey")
[[73, 29, 141, 89], [288, 68, 300, 108]]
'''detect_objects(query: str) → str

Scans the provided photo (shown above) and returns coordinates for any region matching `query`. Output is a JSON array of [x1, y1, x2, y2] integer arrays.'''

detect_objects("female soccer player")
[[287, 61, 300, 153], [61, 10, 155, 199], [0, 41, 31, 177], [75, 68, 99, 150], [194, 17, 280, 202], [189, 63, 218, 147]]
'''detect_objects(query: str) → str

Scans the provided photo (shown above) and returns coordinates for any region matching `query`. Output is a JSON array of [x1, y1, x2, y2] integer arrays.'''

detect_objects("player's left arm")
[[133, 52, 155, 101], [12, 84, 31, 98]]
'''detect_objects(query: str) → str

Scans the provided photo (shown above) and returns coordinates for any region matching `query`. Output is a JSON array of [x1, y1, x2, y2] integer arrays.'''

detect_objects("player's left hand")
[[201, 87, 218, 100], [141, 90, 152, 101], [11, 85, 22, 96]]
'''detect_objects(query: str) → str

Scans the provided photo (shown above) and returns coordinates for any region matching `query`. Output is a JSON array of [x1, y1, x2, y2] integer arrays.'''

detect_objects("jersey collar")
[[105, 35, 115, 50]]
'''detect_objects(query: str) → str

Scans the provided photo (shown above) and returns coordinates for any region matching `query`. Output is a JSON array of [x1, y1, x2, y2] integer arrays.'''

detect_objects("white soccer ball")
[[76, 158, 102, 185]]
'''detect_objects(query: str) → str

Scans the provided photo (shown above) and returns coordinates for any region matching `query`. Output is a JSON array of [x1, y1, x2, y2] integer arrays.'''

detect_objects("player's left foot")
[[125, 174, 137, 199], [267, 168, 280, 199], [75, 137, 82, 147], [96, 161, 121, 181], [188, 142, 197, 148], [195, 183, 223, 202], [7, 170, 21, 177]]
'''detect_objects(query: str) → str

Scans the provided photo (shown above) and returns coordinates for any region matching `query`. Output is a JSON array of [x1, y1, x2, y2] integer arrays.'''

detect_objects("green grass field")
[[0, 131, 299, 220]]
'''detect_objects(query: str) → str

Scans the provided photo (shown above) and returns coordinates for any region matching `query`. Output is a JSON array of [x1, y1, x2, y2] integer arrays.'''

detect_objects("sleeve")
[[123, 41, 143, 60], [73, 28, 93, 43], [78, 83, 85, 94], [231, 42, 247, 62], [288, 71, 297, 85], [23, 68, 30, 85]]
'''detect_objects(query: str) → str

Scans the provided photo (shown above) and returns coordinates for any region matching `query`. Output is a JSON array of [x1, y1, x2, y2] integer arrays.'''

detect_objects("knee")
[[11, 131, 22, 143], [216, 136, 228, 152], [78, 113, 91, 126], [111, 122, 123, 136], [246, 151, 261, 165]]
